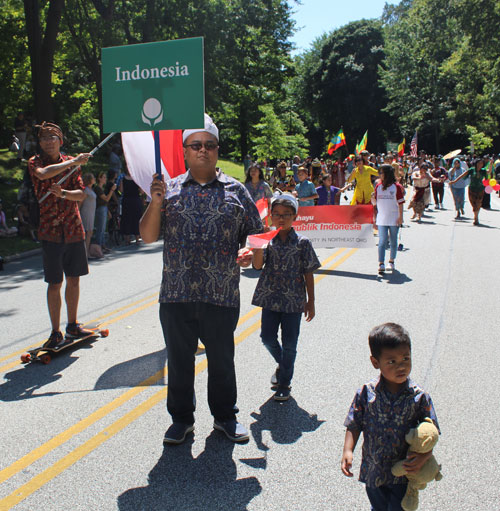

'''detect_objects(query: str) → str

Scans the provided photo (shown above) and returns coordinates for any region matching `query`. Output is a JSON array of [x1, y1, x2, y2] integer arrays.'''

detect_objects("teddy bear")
[[391, 417, 443, 511]]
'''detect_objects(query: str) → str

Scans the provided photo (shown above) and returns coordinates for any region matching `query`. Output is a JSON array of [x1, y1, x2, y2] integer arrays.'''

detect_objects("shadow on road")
[[94, 348, 167, 390], [378, 270, 412, 285], [316, 268, 378, 281], [0, 347, 85, 401], [248, 397, 325, 454], [117, 432, 261, 511]]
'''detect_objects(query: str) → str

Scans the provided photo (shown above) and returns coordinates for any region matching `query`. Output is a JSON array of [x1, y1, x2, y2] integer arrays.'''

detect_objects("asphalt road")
[[1, 189, 499, 510]]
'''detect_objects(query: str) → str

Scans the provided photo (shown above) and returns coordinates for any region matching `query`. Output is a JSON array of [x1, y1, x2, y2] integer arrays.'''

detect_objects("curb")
[[3, 248, 42, 264]]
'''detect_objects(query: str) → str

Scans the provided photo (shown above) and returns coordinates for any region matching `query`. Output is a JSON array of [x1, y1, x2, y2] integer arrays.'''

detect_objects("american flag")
[[410, 131, 418, 157]]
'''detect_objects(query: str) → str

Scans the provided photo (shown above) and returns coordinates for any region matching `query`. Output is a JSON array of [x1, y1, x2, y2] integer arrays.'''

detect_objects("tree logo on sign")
[[142, 98, 163, 126]]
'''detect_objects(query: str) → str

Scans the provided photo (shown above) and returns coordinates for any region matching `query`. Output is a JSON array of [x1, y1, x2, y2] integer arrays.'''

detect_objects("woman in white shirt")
[[372, 164, 405, 274]]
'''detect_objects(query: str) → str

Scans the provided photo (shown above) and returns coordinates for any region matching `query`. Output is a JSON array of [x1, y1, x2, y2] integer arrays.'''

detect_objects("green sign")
[[386, 142, 398, 153], [101, 37, 204, 133]]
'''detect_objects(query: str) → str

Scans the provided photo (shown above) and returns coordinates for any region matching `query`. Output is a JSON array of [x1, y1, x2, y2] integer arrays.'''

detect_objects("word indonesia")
[[115, 62, 189, 82]]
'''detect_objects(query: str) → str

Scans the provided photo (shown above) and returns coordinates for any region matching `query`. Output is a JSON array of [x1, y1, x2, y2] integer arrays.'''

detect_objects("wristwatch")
[[62, 190, 66, 199]]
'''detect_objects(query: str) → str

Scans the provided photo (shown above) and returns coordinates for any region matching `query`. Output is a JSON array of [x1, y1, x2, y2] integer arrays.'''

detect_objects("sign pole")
[[154, 130, 162, 176]]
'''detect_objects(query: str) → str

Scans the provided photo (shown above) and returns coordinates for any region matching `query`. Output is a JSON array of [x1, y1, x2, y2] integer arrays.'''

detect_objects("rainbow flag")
[[355, 131, 368, 155], [398, 138, 405, 157], [327, 129, 346, 155]]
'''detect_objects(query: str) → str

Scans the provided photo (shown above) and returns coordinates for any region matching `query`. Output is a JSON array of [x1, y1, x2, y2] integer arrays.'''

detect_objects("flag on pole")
[[355, 131, 368, 154], [327, 129, 346, 155], [122, 130, 186, 198], [247, 229, 280, 249], [398, 138, 406, 157], [255, 197, 269, 220], [410, 131, 418, 157]]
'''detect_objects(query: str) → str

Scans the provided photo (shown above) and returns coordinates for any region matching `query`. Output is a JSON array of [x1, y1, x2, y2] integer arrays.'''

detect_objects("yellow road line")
[[0, 248, 349, 371], [0, 388, 168, 509], [315, 248, 358, 284], [0, 293, 271, 486], [1, 247, 359, 508], [0, 293, 158, 369], [0, 297, 160, 374], [0, 369, 165, 487]]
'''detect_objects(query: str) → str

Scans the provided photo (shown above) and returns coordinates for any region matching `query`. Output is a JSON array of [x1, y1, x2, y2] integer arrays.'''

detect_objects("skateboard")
[[20, 325, 109, 365]]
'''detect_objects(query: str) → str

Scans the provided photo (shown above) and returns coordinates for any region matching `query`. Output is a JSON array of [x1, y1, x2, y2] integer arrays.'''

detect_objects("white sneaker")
[[388, 262, 395, 272], [378, 264, 385, 274]]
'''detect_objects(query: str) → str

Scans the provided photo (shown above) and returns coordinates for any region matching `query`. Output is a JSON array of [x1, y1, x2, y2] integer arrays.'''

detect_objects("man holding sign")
[[140, 114, 262, 444]]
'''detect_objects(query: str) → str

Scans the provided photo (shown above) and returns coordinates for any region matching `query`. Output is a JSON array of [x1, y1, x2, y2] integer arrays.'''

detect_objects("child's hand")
[[304, 300, 315, 322], [236, 247, 253, 267], [341, 450, 354, 477], [403, 450, 432, 474]]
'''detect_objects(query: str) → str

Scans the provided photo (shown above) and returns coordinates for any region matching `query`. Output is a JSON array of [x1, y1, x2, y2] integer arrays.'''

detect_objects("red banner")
[[292, 205, 375, 248]]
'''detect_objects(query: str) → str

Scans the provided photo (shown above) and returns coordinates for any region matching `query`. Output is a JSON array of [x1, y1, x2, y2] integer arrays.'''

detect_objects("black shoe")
[[163, 423, 194, 445], [43, 331, 65, 349], [66, 322, 95, 339], [273, 386, 291, 401], [213, 419, 249, 442]]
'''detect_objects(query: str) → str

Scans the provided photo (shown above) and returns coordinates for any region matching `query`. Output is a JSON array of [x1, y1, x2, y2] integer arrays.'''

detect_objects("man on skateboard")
[[28, 122, 94, 348]]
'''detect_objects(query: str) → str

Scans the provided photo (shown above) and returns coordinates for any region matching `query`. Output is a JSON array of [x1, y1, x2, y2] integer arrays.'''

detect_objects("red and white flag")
[[255, 197, 269, 220], [247, 229, 280, 249], [122, 130, 186, 198]]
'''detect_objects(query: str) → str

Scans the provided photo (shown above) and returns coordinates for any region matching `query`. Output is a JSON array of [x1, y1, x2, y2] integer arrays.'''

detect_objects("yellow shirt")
[[348, 165, 379, 204]]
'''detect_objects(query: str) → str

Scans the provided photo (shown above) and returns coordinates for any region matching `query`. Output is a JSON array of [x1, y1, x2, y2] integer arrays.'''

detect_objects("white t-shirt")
[[375, 182, 405, 226]]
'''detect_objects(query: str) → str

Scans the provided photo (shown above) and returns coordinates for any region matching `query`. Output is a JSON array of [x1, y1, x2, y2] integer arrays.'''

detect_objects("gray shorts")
[[42, 240, 89, 284]]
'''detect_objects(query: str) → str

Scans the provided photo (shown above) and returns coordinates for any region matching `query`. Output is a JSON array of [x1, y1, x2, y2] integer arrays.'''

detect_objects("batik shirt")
[[251, 229, 321, 313], [28, 153, 85, 243], [344, 376, 439, 488], [159, 170, 262, 307]]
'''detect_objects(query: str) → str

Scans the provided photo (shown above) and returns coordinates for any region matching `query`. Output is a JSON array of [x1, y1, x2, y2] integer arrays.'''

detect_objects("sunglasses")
[[184, 142, 219, 151]]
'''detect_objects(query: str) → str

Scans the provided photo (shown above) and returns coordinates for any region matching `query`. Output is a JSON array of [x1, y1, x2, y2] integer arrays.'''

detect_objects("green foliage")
[[0, 1, 32, 144], [380, 0, 500, 153], [380, 0, 457, 152], [465, 125, 493, 154], [253, 104, 289, 160], [295, 20, 393, 154], [3, 0, 499, 161]]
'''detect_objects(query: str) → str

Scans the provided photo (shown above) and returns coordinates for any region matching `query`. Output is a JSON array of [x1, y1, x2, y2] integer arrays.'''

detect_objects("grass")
[[218, 158, 245, 182], [0, 148, 245, 258], [0, 237, 40, 258]]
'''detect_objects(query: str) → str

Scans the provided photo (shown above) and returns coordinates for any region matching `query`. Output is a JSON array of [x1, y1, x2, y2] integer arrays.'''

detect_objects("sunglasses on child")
[[184, 142, 219, 151]]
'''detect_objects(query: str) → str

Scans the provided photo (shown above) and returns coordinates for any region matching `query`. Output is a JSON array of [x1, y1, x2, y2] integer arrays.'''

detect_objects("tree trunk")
[[24, 0, 64, 122]]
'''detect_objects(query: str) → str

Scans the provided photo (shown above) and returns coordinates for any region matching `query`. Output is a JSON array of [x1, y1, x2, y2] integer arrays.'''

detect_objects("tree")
[[441, 0, 500, 138], [0, 0, 32, 144], [252, 104, 288, 160], [380, 0, 459, 153], [23, 0, 65, 121], [295, 20, 393, 155]]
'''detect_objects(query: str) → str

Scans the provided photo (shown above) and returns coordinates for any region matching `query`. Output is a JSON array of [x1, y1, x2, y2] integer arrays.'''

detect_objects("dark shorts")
[[42, 240, 89, 284]]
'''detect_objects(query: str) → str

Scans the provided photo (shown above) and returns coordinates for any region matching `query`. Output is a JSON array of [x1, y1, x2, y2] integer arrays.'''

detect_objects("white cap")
[[182, 113, 219, 143], [271, 192, 299, 213]]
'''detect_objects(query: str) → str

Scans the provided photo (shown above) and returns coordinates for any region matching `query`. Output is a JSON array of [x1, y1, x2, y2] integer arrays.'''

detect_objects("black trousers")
[[159, 302, 240, 424], [432, 184, 444, 205]]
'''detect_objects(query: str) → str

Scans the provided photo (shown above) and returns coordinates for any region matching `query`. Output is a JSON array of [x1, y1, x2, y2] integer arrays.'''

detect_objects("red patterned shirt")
[[28, 153, 85, 243]]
